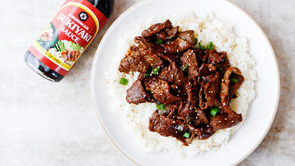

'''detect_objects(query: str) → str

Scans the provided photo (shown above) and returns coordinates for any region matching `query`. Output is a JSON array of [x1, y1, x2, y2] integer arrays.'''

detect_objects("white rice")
[[105, 12, 256, 156]]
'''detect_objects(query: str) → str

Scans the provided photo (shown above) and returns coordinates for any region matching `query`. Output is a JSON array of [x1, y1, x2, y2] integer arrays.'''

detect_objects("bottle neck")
[[87, 0, 114, 19]]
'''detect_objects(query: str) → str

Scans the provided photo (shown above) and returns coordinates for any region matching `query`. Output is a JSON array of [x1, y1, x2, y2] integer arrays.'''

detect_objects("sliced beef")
[[134, 36, 165, 53], [149, 112, 192, 146], [142, 20, 172, 39], [158, 54, 177, 63], [180, 49, 199, 78], [210, 112, 242, 132], [196, 109, 208, 124], [118, 51, 149, 73], [199, 72, 221, 109], [220, 67, 244, 108], [203, 49, 227, 65], [157, 31, 167, 41], [166, 103, 180, 119], [159, 61, 186, 86], [145, 78, 181, 105], [119, 37, 164, 73], [187, 124, 214, 140], [126, 80, 148, 104], [163, 38, 193, 54], [199, 63, 210, 77], [178, 30, 195, 45], [178, 81, 198, 123], [142, 49, 164, 68], [167, 26, 179, 38]]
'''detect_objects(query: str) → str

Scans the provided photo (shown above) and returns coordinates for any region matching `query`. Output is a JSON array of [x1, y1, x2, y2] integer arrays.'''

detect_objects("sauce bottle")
[[24, 0, 114, 82]]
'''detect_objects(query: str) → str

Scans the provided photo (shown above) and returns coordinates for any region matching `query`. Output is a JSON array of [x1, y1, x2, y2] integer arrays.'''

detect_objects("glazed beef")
[[118, 19, 245, 146], [118, 52, 149, 73], [199, 71, 221, 109], [145, 78, 181, 105], [149, 112, 193, 146], [159, 61, 186, 86], [180, 49, 199, 78], [163, 38, 193, 54], [167, 26, 179, 38], [220, 67, 244, 108], [126, 80, 148, 104], [142, 49, 164, 68], [210, 112, 242, 132], [178, 30, 195, 45], [142, 19, 172, 38]]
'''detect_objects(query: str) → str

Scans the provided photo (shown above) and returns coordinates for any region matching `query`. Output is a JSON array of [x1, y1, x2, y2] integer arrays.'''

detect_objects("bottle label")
[[29, 0, 108, 76]]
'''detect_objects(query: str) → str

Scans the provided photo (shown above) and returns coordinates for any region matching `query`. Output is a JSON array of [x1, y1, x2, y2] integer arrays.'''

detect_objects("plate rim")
[[90, 0, 280, 165]]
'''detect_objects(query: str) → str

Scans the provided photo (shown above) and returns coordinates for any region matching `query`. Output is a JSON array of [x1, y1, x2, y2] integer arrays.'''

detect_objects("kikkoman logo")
[[78, 12, 88, 21]]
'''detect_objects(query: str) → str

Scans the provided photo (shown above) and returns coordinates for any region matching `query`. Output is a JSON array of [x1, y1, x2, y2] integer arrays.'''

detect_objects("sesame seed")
[[218, 121, 221, 123], [225, 118, 227, 120]]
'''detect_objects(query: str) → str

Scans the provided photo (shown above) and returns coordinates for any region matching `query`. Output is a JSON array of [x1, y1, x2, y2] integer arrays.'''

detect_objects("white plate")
[[90, 0, 280, 165]]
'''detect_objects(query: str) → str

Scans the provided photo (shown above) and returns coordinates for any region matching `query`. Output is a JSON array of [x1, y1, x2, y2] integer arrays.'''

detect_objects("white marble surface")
[[0, 0, 294, 165]]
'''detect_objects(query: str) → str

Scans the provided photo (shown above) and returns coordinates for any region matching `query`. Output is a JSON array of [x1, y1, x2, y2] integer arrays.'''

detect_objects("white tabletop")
[[0, 0, 294, 165]]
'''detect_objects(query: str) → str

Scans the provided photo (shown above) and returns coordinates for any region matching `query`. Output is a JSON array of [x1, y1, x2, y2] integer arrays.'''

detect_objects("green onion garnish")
[[206, 42, 214, 50], [181, 65, 189, 72], [230, 77, 240, 83], [156, 103, 165, 110], [167, 37, 173, 40], [183, 132, 191, 138], [210, 107, 221, 117], [152, 67, 160, 75], [194, 38, 198, 45], [198, 42, 205, 49], [157, 39, 163, 44], [144, 72, 150, 78], [119, 78, 128, 85]]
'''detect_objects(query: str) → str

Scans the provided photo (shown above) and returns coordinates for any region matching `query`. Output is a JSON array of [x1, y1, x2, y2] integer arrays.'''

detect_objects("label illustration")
[[29, 0, 108, 76]]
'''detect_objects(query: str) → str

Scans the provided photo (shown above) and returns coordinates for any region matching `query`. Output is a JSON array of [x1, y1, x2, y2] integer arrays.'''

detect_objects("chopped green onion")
[[230, 77, 240, 83], [181, 65, 189, 72], [198, 42, 205, 49], [156, 103, 165, 110], [144, 72, 150, 78], [119, 78, 128, 85], [206, 42, 214, 50], [167, 37, 173, 40], [183, 132, 191, 138], [194, 38, 198, 45], [152, 67, 160, 75], [210, 107, 221, 117], [156, 38, 163, 44]]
